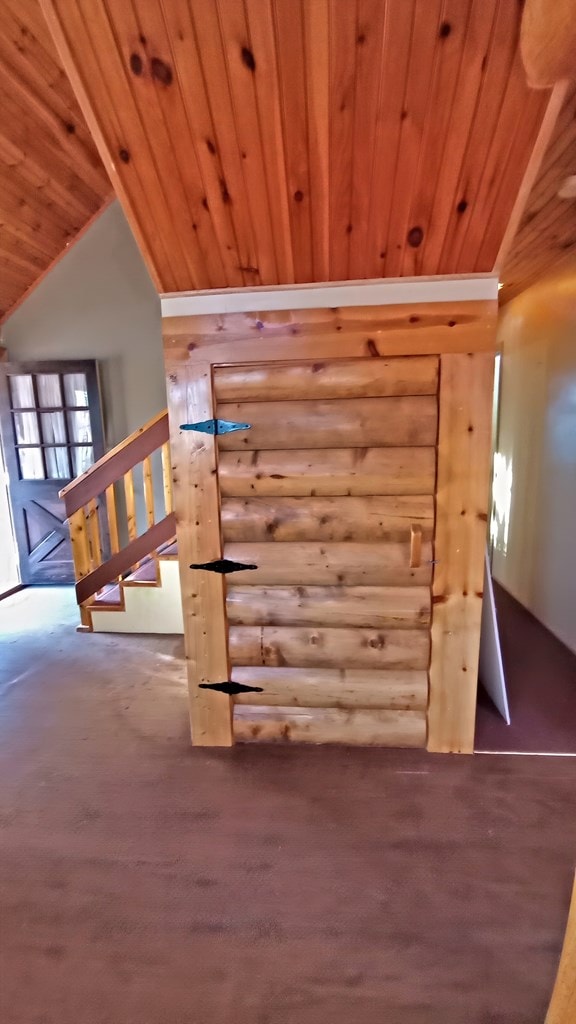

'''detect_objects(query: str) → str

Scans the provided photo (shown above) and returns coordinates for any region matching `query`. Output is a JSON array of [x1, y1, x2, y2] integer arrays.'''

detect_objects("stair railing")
[[60, 410, 175, 617]]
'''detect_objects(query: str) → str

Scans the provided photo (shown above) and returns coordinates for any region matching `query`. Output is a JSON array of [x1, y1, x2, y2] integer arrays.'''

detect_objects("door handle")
[[410, 524, 422, 568]]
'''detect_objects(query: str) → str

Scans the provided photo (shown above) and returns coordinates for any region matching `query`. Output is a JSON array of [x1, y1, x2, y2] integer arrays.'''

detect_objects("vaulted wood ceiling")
[[501, 82, 576, 304], [40, 0, 553, 296], [0, 0, 111, 322]]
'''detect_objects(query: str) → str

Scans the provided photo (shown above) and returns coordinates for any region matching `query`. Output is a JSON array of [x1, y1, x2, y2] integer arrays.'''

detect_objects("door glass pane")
[[9, 375, 34, 409], [13, 411, 39, 444], [67, 409, 92, 444], [37, 374, 62, 408], [45, 447, 70, 479], [40, 412, 66, 444], [17, 448, 44, 480], [71, 446, 93, 476], [63, 373, 88, 407]]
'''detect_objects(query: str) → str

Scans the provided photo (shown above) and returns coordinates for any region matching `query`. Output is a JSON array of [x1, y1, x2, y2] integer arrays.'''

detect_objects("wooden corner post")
[[165, 360, 233, 746], [428, 352, 495, 753]]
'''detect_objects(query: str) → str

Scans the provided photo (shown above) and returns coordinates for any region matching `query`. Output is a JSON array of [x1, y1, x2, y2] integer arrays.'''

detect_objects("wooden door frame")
[[163, 297, 497, 751], [0, 359, 105, 585]]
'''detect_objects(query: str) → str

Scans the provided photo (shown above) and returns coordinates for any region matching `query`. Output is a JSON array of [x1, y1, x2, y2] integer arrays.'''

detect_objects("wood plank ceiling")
[[501, 82, 576, 304], [40, 0, 552, 295], [0, 0, 111, 322]]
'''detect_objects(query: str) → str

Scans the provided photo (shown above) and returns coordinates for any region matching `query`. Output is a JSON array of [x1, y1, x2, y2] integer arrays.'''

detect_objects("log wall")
[[163, 299, 497, 750]]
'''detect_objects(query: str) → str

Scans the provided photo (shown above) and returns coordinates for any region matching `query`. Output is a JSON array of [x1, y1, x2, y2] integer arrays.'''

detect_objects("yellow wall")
[[493, 270, 576, 654]]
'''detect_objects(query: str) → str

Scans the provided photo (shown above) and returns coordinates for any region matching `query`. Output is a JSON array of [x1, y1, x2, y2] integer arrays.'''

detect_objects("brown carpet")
[[476, 582, 576, 754], [1, 588, 575, 1024]]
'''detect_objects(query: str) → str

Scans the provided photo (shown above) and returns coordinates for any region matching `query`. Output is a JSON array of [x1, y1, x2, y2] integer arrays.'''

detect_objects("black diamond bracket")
[[199, 681, 264, 695], [190, 558, 258, 574], [180, 418, 251, 435]]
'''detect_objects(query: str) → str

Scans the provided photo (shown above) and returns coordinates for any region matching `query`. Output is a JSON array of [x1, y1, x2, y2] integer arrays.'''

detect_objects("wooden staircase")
[[60, 409, 181, 632]]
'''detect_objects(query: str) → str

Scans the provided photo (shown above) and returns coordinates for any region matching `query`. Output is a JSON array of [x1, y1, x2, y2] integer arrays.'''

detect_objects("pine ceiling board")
[[383, 0, 444, 280], [438, 1, 520, 272], [159, 2, 245, 289], [105, 0, 223, 290], [462, 56, 548, 273], [213, 0, 278, 285], [272, 0, 314, 284], [69, 0, 186, 290], [302, 0, 329, 282], [347, 0, 387, 280], [41, 0, 551, 293], [501, 83, 576, 302], [363, 0, 416, 280], [401, 0, 476, 278], [0, 0, 110, 322], [328, 0, 358, 281], [411, 0, 498, 277], [190, 0, 261, 286]]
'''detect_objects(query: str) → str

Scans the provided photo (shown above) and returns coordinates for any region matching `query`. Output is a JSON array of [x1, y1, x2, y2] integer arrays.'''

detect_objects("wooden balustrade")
[[60, 410, 175, 609]]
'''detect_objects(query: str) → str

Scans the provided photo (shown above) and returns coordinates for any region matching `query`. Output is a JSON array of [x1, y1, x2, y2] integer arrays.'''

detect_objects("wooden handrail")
[[61, 407, 174, 612], [75, 514, 175, 605], [59, 409, 168, 517]]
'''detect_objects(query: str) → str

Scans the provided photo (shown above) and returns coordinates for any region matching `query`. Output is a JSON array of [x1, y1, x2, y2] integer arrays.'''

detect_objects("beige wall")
[[493, 271, 576, 653], [1, 200, 164, 448]]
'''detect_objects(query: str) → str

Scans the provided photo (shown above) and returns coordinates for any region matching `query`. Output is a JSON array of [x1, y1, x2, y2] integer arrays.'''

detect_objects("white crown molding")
[[161, 273, 499, 318]]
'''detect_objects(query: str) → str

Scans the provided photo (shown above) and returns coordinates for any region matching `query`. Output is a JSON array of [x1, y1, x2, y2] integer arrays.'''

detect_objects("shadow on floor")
[[476, 582, 576, 754]]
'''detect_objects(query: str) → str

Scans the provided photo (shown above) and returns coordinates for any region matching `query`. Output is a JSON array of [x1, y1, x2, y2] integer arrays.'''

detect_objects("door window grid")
[[9, 372, 93, 481]]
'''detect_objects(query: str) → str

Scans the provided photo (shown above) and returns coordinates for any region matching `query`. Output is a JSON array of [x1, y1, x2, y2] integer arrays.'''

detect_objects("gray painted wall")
[[1, 200, 164, 449]]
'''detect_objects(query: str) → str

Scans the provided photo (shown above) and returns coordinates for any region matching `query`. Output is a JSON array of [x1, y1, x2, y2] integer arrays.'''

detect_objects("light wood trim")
[[123, 469, 137, 543], [166, 362, 232, 746], [428, 352, 495, 753], [86, 498, 102, 571], [410, 525, 423, 569], [545, 874, 576, 1024], [234, 705, 426, 747], [231, 667, 428, 710], [68, 507, 91, 580], [143, 456, 155, 528], [105, 484, 120, 555], [59, 409, 168, 516], [494, 82, 568, 271], [161, 441, 173, 514]]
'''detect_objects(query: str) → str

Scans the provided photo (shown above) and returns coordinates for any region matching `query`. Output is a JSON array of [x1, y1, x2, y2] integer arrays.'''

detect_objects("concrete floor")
[[1, 587, 576, 1024]]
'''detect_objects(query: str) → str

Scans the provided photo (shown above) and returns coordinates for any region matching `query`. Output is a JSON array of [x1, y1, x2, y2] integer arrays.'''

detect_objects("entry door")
[[0, 361, 104, 584]]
